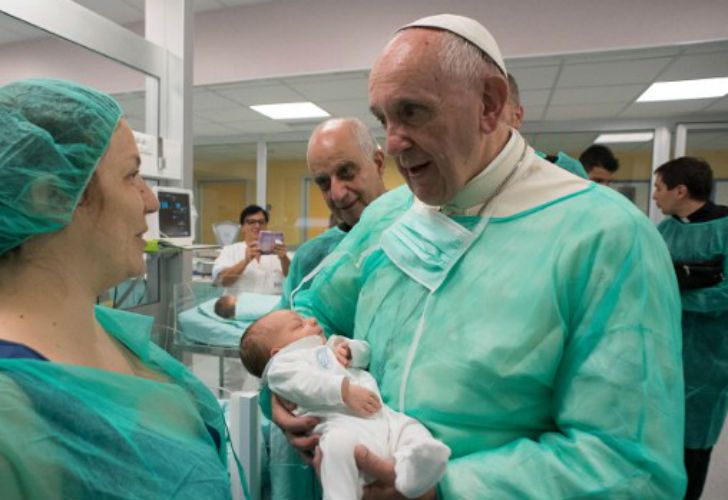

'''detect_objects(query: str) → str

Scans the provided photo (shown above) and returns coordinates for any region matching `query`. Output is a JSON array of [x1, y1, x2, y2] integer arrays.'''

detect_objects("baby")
[[214, 294, 237, 319], [240, 310, 450, 500]]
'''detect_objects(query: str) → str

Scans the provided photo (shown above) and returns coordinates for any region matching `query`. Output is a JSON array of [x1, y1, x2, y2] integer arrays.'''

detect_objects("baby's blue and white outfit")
[[263, 336, 450, 500]]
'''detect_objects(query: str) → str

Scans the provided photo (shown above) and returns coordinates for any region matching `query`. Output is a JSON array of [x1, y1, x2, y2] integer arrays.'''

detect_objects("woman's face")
[[241, 210, 268, 244], [84, 119, 159, 284]]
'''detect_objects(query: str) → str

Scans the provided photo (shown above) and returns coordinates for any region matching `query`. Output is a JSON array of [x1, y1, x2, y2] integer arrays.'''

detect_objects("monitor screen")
[[158, 190, 191, 238]]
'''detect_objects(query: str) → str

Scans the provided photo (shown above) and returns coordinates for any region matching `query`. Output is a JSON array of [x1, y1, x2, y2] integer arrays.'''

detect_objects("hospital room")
[[1, 1, 728, 499]]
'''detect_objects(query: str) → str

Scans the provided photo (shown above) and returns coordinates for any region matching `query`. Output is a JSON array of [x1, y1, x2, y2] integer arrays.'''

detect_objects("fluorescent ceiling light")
[[594, 132, 654, 144], [637, 77, 728, 102], [250, 102, 329, 120]]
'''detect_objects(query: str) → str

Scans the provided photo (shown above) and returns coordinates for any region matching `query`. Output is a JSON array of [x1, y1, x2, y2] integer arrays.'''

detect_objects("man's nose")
[[330, 177, 349, 202], [385, 123, 412, 156]]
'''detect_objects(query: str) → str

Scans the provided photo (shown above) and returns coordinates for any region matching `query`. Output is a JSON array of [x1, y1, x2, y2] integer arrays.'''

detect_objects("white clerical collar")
[[439, 129, 525, 216]]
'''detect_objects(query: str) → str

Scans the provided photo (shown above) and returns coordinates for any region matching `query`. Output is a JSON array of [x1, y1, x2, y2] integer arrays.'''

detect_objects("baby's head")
[[240, 310, 324, 377], [215, 295, 238, 318]]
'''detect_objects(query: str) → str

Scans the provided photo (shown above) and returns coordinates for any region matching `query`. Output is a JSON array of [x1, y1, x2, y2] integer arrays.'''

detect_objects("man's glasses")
[[244, 218, 267, 226]]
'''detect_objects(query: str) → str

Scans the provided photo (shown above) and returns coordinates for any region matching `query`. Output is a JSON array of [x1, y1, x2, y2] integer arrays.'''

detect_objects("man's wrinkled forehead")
[[383, 28, 433, 64], [370, 28, 442, 85]]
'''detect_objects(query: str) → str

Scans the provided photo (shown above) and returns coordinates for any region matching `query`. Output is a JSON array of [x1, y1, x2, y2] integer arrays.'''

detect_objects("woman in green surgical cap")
[[0, 79, 232, 499]]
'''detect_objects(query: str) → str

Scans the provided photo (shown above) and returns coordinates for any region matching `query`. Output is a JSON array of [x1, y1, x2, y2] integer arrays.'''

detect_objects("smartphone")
[[258, 230, 284, 255]]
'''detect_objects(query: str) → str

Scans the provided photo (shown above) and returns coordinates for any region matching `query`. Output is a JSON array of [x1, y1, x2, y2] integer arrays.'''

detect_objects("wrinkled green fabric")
[[0, 306, 231, 500], [536, 150, 588, 179], [279, 226, 347, 310], [296, 184, 685, 498], [658, 216, 728, 448], [272, 226, 346, 500], [0, 79, 122, 256]]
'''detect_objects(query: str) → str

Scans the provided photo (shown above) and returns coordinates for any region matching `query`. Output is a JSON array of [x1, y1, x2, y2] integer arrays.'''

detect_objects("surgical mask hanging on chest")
[[381, 203, 486, 292], [380, 143, 529, 292]]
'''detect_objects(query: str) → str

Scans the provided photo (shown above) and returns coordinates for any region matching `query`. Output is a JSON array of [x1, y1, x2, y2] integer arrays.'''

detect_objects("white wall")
[[0, 22, 145, 93], [2, 0, 727, 91], [192, 0, 728, 83]]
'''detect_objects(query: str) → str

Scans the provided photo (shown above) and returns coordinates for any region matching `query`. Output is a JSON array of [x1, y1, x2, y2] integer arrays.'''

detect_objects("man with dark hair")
[[579, 144, 620, 185], [654, 156, 728, 500], [654, 157, 716, 209]]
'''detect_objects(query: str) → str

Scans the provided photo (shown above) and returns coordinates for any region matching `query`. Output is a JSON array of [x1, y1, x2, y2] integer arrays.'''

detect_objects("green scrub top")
[[0, 306, 231, 500], [295, 184, 686, 498], [659, 215, 728, 449], [279, 225, 347, 309], [536, 150, 589, 179]]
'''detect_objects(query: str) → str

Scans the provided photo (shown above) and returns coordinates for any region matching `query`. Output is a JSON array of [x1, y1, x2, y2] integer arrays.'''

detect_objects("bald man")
[[269, 118, 386, 500], [278, 117, 387, 309]]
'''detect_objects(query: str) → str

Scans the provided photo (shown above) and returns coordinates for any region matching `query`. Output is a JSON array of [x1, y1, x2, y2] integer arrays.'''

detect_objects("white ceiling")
[[2, 1, 727, 164], [183, 40, 728, 160]]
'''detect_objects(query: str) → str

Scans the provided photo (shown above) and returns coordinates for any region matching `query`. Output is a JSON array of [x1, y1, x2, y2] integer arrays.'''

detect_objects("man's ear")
[[480, 74, 509, 134], [373, 148, 385, 177], [512, 104, 524, 129], [675, 184, 689, 200]]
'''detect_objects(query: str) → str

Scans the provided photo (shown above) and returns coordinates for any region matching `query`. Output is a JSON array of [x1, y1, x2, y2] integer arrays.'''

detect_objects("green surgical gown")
[[279, 225, 347, 310], [295, 184, 686, 498], [0, 306, 231, 500], [659, 215, 728, 449]]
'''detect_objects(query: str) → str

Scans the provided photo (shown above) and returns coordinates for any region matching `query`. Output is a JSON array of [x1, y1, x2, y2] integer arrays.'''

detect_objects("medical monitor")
[[147, 186, 197, 247]]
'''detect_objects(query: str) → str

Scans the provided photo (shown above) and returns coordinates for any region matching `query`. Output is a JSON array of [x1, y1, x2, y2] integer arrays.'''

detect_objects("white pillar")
[[648, 126, 671, 224], [256, 141, 268, 208], [229, 391, 262, 500]]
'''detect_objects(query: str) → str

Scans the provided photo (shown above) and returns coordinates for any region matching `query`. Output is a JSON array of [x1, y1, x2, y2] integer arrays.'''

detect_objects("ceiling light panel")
[[637, 77, 728, 102], [594, 132, 654, 144], [250, 102, 330, 120]]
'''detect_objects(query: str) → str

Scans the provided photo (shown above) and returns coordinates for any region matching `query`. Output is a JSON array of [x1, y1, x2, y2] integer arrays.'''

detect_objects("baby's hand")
[[342, 378, 381, 417], [334, 342, 352, 367]]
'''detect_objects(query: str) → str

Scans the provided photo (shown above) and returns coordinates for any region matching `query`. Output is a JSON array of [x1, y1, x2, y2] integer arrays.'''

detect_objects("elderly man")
[[279, 117, 387, 309], [280, 14, 685, 499], [270, 117, 386, 500], [504, 73, 588, 179]]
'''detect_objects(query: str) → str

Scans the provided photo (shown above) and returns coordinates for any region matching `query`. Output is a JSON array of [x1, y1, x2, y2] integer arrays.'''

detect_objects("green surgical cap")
[[0, 78, 123, 256]]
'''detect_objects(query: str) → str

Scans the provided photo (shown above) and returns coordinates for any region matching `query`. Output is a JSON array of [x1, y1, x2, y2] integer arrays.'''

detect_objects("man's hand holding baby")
[[341, 378, 381, 417]]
